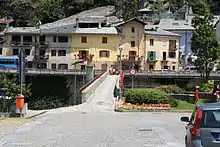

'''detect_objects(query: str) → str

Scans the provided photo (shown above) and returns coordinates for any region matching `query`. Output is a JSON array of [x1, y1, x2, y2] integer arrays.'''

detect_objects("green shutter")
[[153, 51, 156, 61], [147, 51, 150, 61]]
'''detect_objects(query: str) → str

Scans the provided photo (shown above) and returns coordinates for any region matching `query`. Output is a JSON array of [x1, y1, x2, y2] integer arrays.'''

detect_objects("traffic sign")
[[130, 69, 136, 75]]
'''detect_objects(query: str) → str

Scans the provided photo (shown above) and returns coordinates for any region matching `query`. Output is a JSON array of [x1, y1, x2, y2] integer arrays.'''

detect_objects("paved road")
[[0, 75, 190, 147]]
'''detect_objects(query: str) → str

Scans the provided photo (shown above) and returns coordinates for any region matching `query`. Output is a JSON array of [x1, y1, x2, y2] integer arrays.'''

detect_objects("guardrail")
[[123, 70, 220, 78]]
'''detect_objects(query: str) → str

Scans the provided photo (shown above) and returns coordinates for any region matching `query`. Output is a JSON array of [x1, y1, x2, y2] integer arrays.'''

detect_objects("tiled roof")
[[156, 19, 194, 30], [41, 6, 118, 29], [4, 27, 39, 34], [75, 27, 118, 35], [145, 28, 181, 37]]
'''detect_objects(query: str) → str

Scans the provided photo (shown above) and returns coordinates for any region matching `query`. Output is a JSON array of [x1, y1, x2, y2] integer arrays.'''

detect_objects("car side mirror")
[[180, 116, 189, 122]]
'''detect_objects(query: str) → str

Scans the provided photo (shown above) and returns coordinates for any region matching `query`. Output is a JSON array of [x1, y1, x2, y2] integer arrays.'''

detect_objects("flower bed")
[[115, 102, 171, 112]]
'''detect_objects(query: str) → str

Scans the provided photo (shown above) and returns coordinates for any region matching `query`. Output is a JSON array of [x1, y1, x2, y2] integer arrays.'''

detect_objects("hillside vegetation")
[[0, 0, 219, 27]]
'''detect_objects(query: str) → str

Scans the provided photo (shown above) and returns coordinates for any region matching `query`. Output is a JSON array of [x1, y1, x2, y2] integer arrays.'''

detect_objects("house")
[[115, 18, 180, 71], [145, 27, 180, 71], [2, 6, 121, 70], [71, 26, 120, 70]]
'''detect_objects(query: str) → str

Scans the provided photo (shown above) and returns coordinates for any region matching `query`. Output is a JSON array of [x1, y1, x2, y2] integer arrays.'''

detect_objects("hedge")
[[156, 85, 185, 94], [124, 88, 169, 104]]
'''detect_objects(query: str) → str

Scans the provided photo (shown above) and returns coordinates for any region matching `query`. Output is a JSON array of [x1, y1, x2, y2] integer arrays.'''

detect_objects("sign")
[[130, 69, 136, 75]]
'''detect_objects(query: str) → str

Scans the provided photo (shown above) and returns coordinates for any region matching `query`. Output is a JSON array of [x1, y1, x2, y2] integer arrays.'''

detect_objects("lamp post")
[[118, 45, 123, 100]]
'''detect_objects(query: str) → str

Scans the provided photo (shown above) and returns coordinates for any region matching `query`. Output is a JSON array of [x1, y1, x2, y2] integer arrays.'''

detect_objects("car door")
[[200, 109, 220, 147], [186, 108, 197, 146]]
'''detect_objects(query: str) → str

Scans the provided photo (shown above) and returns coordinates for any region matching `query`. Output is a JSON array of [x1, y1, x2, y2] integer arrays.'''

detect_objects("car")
[[181, 103, 220, 147]]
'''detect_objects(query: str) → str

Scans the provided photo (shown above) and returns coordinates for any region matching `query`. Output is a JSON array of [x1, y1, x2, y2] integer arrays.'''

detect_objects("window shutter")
[[147, 51, 150, 60], [99, 51, 102, 57], [153, 51, 156, 60]]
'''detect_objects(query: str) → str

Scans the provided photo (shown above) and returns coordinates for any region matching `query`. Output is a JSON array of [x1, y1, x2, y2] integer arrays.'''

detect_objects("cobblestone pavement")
[[0, 75, 190, 147]]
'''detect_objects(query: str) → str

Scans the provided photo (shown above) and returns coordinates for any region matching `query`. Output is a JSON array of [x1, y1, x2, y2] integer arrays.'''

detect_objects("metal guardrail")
[[123, 70, 220, 78], [0, 68, 220, 77]]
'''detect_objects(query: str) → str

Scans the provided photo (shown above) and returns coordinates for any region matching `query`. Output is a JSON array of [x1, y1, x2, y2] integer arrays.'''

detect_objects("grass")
[[171, 99, 212, 111]]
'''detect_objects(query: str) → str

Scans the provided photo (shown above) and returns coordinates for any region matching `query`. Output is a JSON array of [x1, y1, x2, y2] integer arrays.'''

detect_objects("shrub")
[[200, 80, 214, 92], [169, 98, 179, 107], [156, 85, 184, 94], [124, 88, 169, 104]]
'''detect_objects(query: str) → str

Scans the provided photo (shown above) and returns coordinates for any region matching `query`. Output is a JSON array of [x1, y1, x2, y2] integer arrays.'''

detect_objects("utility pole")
[[18, 47, 26, 94]]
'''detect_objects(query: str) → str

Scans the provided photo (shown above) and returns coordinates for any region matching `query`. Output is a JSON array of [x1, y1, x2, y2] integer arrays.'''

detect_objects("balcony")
[[161, 57, 168, 62], [38, 41, 49, 48]]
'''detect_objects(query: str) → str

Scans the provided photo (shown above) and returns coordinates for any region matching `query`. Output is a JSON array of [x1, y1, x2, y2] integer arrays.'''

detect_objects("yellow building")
[[71, 27, 120, 70], [117, 18, 180, 71], [145, 27, 180, 71], [117, 18, 146, 70]]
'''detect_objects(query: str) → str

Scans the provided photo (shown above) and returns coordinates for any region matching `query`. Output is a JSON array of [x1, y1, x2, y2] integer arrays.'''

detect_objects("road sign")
[[130, 69, 136, 75]]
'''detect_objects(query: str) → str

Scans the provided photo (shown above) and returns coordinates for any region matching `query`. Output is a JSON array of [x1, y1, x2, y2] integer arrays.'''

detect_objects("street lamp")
[[118, 45, 123, 100]]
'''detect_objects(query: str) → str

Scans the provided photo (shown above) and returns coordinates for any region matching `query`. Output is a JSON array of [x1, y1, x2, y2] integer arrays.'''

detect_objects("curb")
[[115, 108, 192, 113], [25, 111, 48, 119]]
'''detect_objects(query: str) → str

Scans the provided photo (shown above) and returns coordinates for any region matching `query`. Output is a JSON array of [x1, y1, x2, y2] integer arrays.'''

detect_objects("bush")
[[124, 88, 169, 104], [200, 80, 214, 92], [156, 85, 184, 94], [169, 98, 179, 107], [28, 97, 67, 110]]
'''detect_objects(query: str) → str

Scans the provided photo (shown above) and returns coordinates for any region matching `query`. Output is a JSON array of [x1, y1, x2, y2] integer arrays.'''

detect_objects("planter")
[[115, 102, 171, 112]]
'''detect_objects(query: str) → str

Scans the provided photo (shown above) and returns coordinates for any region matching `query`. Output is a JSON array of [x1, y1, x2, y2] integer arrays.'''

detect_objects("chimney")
[[76, 18, 79, 28], [98, 22, 101, 29]]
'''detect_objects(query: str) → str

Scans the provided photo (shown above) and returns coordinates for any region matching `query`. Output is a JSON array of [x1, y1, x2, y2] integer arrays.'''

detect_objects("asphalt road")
[[0, 75, 190, 147]]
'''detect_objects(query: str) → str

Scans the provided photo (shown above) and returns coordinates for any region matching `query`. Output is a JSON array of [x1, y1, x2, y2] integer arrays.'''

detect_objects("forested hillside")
[[0, 0, 219, 27]]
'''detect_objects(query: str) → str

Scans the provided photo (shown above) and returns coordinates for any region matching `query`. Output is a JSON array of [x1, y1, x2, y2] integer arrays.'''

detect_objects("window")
[[58, 64, 68, 69], [81, 65, 86, 70], [131, 27, 135, 33], [102, 37, 108, 44], [39, 50, 45, 56], [147, 51, 156, 61], [58, 36, 68, 42], [201, 110, 220, 128], [150, 39, 154, 46], [81, 37, 87, 43], [99, 50, 110, 57], [0, 48, 2, 55], [169, 40, 176, 50], [131, 41, 135, 47], [58, 50, 66, 56], [51, 50, 56, 56], [162, 52, 166, 60], [51, 63, 56, 69], [25, 49, 30, 56], [13, 49, 19, 55], [172, 66, 175, 70], [168, 52, 176, 58], [149, 65, 154, 69], [23, 36, 32, 44], [53, 36, 57, 42]]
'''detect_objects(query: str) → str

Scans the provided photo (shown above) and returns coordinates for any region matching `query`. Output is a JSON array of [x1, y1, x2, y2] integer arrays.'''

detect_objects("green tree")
[[191, 3, 220, 82], [115, 0, 139, 21], [38, 0, 65, 24], [0, 74, 31, 100], [5, 0, 38, 26]]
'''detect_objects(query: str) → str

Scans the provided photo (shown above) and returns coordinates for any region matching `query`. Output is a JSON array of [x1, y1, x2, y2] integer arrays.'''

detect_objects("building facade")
[[71, 27, 120, 70], [145, 28, 180, 71]]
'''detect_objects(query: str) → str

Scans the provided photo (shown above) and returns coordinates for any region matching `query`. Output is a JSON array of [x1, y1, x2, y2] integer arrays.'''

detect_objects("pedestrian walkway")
[[49, 75, 119, 113]]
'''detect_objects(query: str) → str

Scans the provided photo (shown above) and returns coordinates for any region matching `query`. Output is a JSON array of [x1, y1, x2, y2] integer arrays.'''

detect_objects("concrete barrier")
[[81, 71, 108, 103]]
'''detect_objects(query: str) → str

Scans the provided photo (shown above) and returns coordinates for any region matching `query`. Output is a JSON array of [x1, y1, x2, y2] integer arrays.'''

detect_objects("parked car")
[[181, 103, 220, 147]]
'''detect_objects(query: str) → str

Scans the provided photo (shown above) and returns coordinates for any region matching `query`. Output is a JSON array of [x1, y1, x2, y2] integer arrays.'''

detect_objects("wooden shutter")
[[147, 51, 150, 61], [153, 51, 156, 60], [106, 51, 110, 57]]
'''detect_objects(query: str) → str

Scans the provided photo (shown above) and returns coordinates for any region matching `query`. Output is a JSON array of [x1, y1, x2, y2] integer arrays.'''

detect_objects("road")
[[0, 75, 190, 147]]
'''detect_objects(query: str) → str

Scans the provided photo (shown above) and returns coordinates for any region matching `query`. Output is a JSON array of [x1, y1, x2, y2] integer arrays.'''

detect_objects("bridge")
[[0, 68, 220, 79]]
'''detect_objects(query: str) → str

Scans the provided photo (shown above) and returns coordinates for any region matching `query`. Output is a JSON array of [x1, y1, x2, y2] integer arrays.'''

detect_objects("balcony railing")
[[147, 57, 157, 62]]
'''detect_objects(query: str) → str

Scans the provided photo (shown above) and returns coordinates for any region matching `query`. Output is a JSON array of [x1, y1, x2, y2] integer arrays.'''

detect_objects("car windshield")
[[202, 110, 220, 128]]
